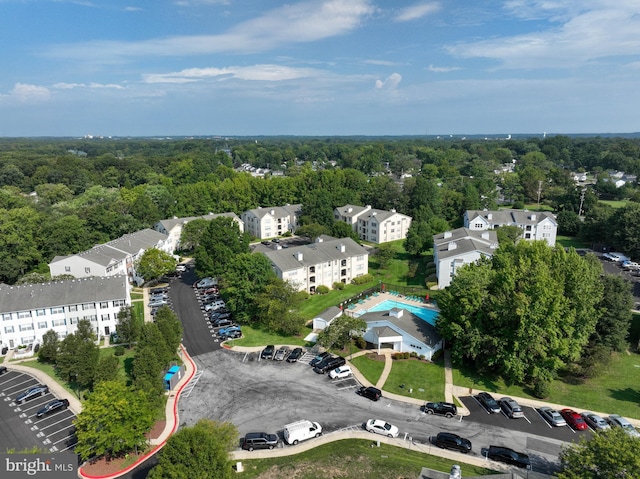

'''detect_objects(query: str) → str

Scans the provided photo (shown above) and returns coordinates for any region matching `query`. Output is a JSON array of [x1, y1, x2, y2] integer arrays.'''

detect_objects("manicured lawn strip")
[[130, 292, 143, 300], [227, 324, 311, 348], [599, 200, 629, 209], [237, 439, 496, 479], [298, 282, 376, 319], [350, 354, 385, 385], [384, 359, 445, 402], [453, 351, 640, 419], [556, 235, 591, 249], [132, 301, 144, 323]]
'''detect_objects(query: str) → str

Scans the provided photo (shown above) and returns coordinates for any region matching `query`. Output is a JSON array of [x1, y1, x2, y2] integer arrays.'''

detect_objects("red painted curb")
[[78, 345, 197, 479]]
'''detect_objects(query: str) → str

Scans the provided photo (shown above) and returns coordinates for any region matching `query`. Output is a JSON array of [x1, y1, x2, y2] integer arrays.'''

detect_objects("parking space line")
[[522, 414, 531, 424], [34, 416, 73, 431], [3, 378, 38, 393], [48, 428, 75, 442], [471, 395, 491, 414], [58, 442, 77, 452]]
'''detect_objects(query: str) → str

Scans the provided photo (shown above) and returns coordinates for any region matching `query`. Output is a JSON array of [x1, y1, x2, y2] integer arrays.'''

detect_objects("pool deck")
[[344, 291, 438, 317]]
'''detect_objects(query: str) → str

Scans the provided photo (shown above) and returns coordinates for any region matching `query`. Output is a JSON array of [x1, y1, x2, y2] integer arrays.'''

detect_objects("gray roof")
[[50, 229, 168, 267], [358, 208, 401, 223], [155, 212, 240, 233], [314, 306, 342, 321], [262, 237, 368, 273], [360, 309, 442, 348], [0, 276, 129, 313], [244, 204, 301, 220], [433, 228, 497, 261], [335, 204, 369, 217], [466, 209, 557, 226]]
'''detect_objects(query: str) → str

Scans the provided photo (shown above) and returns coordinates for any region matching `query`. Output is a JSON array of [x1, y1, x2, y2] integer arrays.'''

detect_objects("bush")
[[352, 274, 374, 285], [315, 285, 330, 294], [425, 273, 437, 283], [410, 351, 418, 357], [431, 350, 443, 362], [332, 282, 345, 290], [114, 345, 125, 357], [533, 378, 551, 399], [354, 336, 366, 349]]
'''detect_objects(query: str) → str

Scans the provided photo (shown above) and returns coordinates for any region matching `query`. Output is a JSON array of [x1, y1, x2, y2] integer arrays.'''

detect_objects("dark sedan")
[[486, 445, 531, 469], [432, 432, 472, 453], [16, 384, 49, 404], [286, 347, 304, 362], [36, 398, 69, 418], [476, 392, 501, 414]]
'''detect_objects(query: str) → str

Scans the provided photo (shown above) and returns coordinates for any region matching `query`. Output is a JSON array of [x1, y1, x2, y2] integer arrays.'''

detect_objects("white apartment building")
[[0, 276, 130, 349], [49, 229, 170, 283], [334, 204, 412, 244], [433, 228, 499, 288], [463, 209, 557, 246], [261, 236, 369, 293], [241, 204, 302, 239], [153, 212, 244, 252]]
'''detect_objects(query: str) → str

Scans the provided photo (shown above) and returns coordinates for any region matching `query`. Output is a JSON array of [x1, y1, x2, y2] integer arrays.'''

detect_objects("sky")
[[0, 0, 639, 137]]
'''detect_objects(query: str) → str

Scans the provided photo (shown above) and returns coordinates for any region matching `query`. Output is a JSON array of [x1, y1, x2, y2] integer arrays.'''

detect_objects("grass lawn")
[[384, 358, 445, 402], [237, 439, 496, 479], [130, 292, 143, 300], [227, 324, 313, 348], [599, 199, 629, 209], [17, 359, 78, 398], [522, 204, 555, 212], [556, 235, 591, 249], [350, 354, 385, 385], [453, 350, 640, 418], [132, 301, 144, 323]]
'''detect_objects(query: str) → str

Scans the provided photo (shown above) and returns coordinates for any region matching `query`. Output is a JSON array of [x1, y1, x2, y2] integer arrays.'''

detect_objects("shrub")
[[114, 345, 125, 357], [533, 378, 551, 399], [352, 274, 374, 285], [404, 352, 411, 359], [431, 350, 443, 362], [315, 285, 330, 294], [332, 282, 345, 290], [410, 351, 418, 357], [354, 336, 366, 349], [419, 354, 425, 360]]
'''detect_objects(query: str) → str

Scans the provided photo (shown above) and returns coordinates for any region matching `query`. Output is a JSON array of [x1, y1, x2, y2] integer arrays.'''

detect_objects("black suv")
[[309, 351, 330, 367], [476, 392, 501, 414], [261, 345, 275, 360], [210, 317, 234, 328], [242, 432, 279, 451], [486, 445, 531, 469], [423, 401, 457, 418], [432, 432, 472, 453], [286, 347, 303, 363], [314, 356, 345, 374], [357, 386, 382, 401]]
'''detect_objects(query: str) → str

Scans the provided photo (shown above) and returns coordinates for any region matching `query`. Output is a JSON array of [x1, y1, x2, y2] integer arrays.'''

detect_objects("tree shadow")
[[608, 387, 640, 404]]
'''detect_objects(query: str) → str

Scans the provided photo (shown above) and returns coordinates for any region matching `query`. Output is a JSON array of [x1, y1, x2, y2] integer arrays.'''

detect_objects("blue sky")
[[1, 0, 639, 137]]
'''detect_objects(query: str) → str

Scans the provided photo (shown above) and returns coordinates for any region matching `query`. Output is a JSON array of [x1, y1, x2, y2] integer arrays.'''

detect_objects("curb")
[[77, 344, 197, 479]]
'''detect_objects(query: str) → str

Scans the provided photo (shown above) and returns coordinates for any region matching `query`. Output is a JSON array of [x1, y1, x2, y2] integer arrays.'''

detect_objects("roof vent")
[[444, 231, 452, 239], [295, 252, 303, 261], [487, 213, 492, 220], [448, 241, 458, 251], [338, 244, 346, 253]]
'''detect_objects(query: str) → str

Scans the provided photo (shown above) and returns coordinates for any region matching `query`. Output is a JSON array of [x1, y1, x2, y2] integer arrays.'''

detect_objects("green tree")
[[37, 329, 59, 364], [254, 278, 305, 335], [556, 210, 582, 236], [223, 253, 276, 324], [294, 223, 330, 241], [331, 221, 359, 242], [610, 203, 640, 259], [130, 345, 165, 410], [74, 381, 154, 461], [495, 225, 523, 246], [317, 315, 367, 350], [179, 218, 209, 251], [147, 419, 237, 479], [593, 274, 634, 352], [437, 242, 603, 385], [136, 248, 176, 282], [116, 306, 143, 347], [557, 427, 640, 479], [154, 306, 183, 356], [16, 272, 49, 284], [374, 243, 395, 269], [56, 320, 100, 391], [196, 217, 250, 277], [93, 354, 120, 385]]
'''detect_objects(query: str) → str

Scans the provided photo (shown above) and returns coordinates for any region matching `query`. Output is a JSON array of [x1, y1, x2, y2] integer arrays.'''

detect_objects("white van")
[[283, 420, 322, 445]]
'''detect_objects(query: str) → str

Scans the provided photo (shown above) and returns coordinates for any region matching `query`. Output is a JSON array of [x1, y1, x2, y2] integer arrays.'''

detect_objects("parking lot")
[[0, 369, 76, 453]]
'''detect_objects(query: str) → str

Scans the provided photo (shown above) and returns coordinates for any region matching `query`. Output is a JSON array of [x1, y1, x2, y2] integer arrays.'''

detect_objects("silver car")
[[607, 414, 640, 438], [580, 412, 610, 431], [538, 407, 567, 427]]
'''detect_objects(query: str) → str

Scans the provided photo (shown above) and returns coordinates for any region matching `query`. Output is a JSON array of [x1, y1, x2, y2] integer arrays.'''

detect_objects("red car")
[[560, 408, 588, 431]]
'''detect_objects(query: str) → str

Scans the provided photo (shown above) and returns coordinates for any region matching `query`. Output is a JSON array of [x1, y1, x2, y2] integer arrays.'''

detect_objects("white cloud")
[[173, 0, 230, 5], [363, 59, 401, 66], [394, 2, 440, 22], [3, 83, 51, 103], [143, 64, 322, 84], [447, 3, 640, 69], [375, 73, 402, 89], [53, 82, 124, 90], [427, 64, 461, 73], [47, 0, 375, 61]]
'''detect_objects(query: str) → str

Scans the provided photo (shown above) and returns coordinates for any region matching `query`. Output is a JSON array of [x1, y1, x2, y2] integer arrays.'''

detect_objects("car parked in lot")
[[36, 398, 69, 418], [242, 432, 279, 451], [621, 260, 640, 271], [219, 329, 242, 340], [209, 311, 232, 321], [560, 408, 588, 431], [286, 347, 304, 363], [432, 432, 472, 453], [602, 252, 629, 262], [581, 412, 610, 431], [313, 356, 345, 374], [357, 386, 382, 401], [194, 277, 217, 289], [0, 366, 7, 375], [538, 407, 567, 427], [218, 325, 241, 337], [309, 351, 330, 367], [607, 414, 640, 437], [176, 264, 187, 273], [423, 402, 457, 418], [328, 366, 352, 379], [365, 419, 399, 438], [274, 346, 289, 361], [499, 397, 524, 418], [261, 345, 275, 360], [486, 445, 531, 469], [476, 392, 501, 414], [150, 287, 168, 295], [16, 384, 49, 403], [148, 299, 168, 308], [204, 300, 226, 312], [210, 318, 234, 328]]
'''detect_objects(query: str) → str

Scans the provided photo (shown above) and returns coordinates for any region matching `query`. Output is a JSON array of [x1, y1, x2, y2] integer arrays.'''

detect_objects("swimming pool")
[[359, 299, 438, 326]]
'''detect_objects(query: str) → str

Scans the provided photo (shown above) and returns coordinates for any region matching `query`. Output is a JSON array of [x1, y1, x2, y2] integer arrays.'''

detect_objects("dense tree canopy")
[[437, 242, 604, 387], [136, 248, 176, 282]]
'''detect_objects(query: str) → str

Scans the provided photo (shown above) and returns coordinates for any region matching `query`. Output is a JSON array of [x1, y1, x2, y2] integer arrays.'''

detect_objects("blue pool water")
[[360, 299, 438, 326]]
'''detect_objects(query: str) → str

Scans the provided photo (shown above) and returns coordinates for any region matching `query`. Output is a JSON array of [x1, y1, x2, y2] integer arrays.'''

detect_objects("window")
[[68, 305, 78, 312], [19, 324, 34, 331], [474, 223, 483, 228], [52, 319, 66, 327], [65, 266, 71, 272], [68, 318, 78, 325], [113, 299, 126, 307], [82, 303, 95, 310], [4, 326, 14, 334], [85, 267, 91, 274], [21, 337, 35, 345], [50, 307, 64, 314], [17, 311, 31, 319], [35, 309, 46, 317], [99, 302, 109, 309], [37, 321, 48, 329], [2, 313, 12, 321], [85, 315, 98, 322], [357, 255, 364, 262], [101, 314, 110, 321], [543, 233, 550, 238]]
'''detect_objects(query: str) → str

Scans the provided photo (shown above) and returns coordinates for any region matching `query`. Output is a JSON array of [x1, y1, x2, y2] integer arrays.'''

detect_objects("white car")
[[621, 261, 640, 271], [365, 419, 399, 438], [176, 264, 187, 273], [328, 366, 352, 379], [607, 414, 640, 437], [604, 252, 629, 262]]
